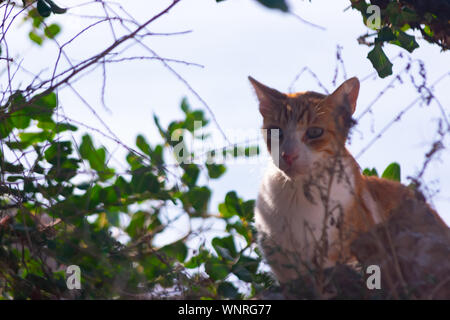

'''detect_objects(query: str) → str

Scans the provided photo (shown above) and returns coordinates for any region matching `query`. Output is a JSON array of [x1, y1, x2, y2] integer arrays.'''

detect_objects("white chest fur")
[[255, 161, 355, 282]]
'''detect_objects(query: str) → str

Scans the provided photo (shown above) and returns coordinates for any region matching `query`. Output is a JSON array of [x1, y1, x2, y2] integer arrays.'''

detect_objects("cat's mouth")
[[279, 162, 308, 178]]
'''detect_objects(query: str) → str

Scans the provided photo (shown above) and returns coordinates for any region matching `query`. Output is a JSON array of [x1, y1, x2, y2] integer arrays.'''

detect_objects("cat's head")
[[249, 76, 359, 178]]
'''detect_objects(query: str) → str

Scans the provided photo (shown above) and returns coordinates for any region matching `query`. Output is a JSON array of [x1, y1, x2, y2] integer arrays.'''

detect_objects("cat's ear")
[[328, 77, 360, 114], [249, 76, 286, 117]]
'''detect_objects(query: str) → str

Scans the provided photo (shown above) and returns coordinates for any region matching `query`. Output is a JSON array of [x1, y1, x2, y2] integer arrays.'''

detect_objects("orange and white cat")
[[249, 76, 447, 285]]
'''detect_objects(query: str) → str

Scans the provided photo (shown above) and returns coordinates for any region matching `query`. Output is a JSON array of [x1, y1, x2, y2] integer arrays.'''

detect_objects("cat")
[[249, 76, 447, 286]]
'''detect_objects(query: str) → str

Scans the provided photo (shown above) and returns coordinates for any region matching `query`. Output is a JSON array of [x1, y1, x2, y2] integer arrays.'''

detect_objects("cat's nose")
[[281, 152, 298, 166]]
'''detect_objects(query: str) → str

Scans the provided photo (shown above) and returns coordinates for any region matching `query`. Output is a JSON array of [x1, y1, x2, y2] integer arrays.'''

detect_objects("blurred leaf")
[[28, 31, 43, 45], [205, 257, 229, 281], [37, 0, 51, 17], [27, 92, 57, 121], [212, 235, 236, 260], [160, 241, 188, 262], [423, 25, 433, 37], [19, 131, 53, 146], [184, 249, 209, 269], [392, 30, 419, 52], [182, 186, 211, 215], [44, 141, 72, 164], [44, 23, 61, 39], [206, 163, 226, 179], [37, 121, 77, 133], [232, 255, 259, 282], [255, 0, 289, 12], [382, 162, 401, 181], [105, 209, 119, 227], [367, 44, 393, 78], [126, 211, 147, 238], [180, 97, 190, 113], [136, 134, 152, 156], [37, 92, 57, 109], [46, 0, 67, 14], [377, 27, 396, 42], [219, 191, 243, 218], [131, 169, 160, 194], [218, 281, 240, 299], [0, 117, 14, 138], [362, 168, 379, 177], [182, 164, 200, 187]]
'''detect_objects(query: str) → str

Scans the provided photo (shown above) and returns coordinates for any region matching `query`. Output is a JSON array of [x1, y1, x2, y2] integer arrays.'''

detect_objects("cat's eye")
[[306, 127, 323, 139], [267, 127, 283, 140]]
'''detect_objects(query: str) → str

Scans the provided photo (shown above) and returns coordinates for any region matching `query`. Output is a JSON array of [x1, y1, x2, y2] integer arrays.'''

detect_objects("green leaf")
[[37, 121, 77, 133], [37, 0, 51, 17], [44, 24, 61, 39], [100, 186, 119, 205], [183, 110, 208, 132], [125, 211, 147, 238], [256, 0, 289, 12], [423, 25, 434, 37], [44, 141, 72, 164], [241, 200, 255, 220], [19, 131, 53, 146], [37, 92, 57, 109], [131, 169, 160, 194], [392, 30, 419, 53], [105, 209, 119, 227], [28, 92, 58, 121], [28, 31, 43, 45], [79, 135, 110, 173], [218, 281, 240, 299], [212, 235, 237, 260], [226, 220, 252, 244], [367, 44, 393, 78], [205, 257, 229, 281], [11, 104, 32, 128], [183, 186, 211, 215], [220, 191, 242, 218], [32, 14, 44, 28], [184, 249, 209, 269], [160, 241, 188, 262], [206, 163, 226, 179], [362, 168, 379, 177], [1, 162, 24, 174], [79, 134, 96, 159], [180, 97, 190, 113], [142, 255, 168, 280], [182, 164, 200, 187], [0, 117, 13, 138], [382, 162, 401, 181], [377, 27, 396, 43], [46, 0, 67, 14], [136, 134, 152, 156], [232, 255, 259, 282]]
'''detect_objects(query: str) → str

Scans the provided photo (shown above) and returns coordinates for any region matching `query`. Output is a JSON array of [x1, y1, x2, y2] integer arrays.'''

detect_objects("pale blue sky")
[[3, 0, 450, 240]]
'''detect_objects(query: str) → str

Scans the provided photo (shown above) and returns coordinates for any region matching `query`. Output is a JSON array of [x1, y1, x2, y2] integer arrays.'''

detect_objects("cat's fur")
[[249, 76, 447, 285]]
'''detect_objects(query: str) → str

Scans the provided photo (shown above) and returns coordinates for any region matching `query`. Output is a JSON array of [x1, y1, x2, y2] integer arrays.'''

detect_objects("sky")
[[2, 0, 450, 245]]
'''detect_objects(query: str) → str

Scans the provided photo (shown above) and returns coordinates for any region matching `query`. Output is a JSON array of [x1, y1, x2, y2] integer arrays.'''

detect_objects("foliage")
[[0, 88, 273, 299], [217, 0, 449, 78], [0, 0, 274, 300], [351, 0, 449, 77], [0, 0, 444, 301], [363, 162, 401, 181], [216, 0, 289, 12]]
